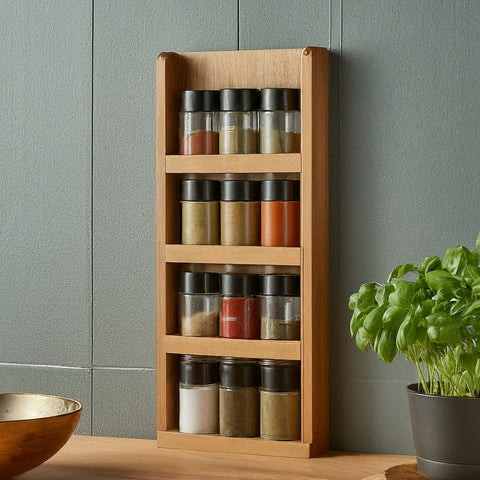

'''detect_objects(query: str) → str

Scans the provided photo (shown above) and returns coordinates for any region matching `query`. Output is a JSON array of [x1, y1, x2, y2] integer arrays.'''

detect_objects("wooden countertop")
[[18, 435, 415, 480]]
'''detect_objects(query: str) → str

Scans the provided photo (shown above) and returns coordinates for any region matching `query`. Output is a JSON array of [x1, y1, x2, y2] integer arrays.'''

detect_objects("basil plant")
[[349, 234, 480, 397]]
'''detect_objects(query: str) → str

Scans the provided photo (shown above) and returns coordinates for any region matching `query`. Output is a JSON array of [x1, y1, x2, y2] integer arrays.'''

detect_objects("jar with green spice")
[[219, 357, 259, 437], [259, 359, 301, 441], [181, 179, 219, 245]]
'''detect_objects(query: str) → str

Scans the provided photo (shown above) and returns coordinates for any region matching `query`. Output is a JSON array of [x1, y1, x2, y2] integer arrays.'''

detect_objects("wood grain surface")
[[363, 463, 427, 480], [20, 435, 415, 480]]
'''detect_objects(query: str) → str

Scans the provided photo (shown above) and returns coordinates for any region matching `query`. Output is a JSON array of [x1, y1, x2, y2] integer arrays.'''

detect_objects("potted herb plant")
[[349, 235, 480, 480]]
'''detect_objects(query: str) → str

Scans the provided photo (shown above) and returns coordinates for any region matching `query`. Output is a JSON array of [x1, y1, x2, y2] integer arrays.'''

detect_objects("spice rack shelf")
[[160, 335, 301, 360], [166, 153, 301, 173], [156, 47, 328, 458], [165, 245, 301, 266], [157, 430, 310, 458]]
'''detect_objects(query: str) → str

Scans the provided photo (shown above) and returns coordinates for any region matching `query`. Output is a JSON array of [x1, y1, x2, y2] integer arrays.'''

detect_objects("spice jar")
[[220, 180, 260, 246], [219, 89, 259, 154], [259, 360, 301, 440], [181, 179, 220, 245], [219, 357, 259, 437], [260, 180, 300, 247], [259, 274, 301, 340], [179, 90, 219, 155], [179, 355, 219, 434], [260, 88, 301, 153], [220, 273, 260, 339], [178, 271, 219, 337]]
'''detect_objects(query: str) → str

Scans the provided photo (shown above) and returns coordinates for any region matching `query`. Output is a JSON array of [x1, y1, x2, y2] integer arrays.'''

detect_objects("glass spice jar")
[[259, 88, 301, 154], [178, 271, 219, 337], [259, 359, 301, 441], [179, 355, 219, 435], [219, 357, 259, 437], [220, 273, 260, 339], [179, 90, 219, 155], [220, 180, 260, 246], [181, 179, 220, 245], [259, 274, 301, 340], [260, 180, 300, 247], [219, 88, 259, 154]]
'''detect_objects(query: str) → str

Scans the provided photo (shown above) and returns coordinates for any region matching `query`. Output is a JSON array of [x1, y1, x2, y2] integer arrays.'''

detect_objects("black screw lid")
[[260, 180, 300, 201], [220, 358, 259, 388], [260, 88, 300, 111], [180, 90, 220, 112], [220, 88, 260, 111], [259, 360, 301, 391], [179, 355, 219, 385], [220, 180, 259, 201], [179, 271, 219, 294], [221, 273, 257, 296], [259, 274, 300, 296], [181, 179, 219, 201]]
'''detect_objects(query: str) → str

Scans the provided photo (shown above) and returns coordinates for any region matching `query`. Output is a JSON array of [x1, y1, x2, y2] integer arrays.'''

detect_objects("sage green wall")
[[2, 0, 479, 454]]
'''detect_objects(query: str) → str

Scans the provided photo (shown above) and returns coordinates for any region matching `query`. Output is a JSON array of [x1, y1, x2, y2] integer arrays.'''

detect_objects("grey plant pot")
[[407, 383, 480, 480]]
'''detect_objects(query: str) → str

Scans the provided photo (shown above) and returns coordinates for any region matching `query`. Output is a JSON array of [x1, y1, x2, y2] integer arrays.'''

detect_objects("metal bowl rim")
[[0, 392, 82, 424]]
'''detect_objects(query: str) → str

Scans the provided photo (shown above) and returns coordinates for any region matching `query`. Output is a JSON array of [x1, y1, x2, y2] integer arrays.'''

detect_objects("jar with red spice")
[[220, 273, 259, 339], [260, 180, 300, 247], [179, 90, 219, 155]]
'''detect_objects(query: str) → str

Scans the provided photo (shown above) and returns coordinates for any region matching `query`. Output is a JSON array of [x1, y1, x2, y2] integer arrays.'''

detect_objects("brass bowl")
[[0, 393, 82, 479]]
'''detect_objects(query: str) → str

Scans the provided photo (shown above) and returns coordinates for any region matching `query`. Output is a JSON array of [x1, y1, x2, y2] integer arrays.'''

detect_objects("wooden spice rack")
[[156, 47, 328, 458]]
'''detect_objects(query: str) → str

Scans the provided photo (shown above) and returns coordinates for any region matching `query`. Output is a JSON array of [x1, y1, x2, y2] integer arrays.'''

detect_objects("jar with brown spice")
[[179, 90, 219, 155], [220, 180, 260, 246], [259, 88, 300, 153], [259, 359, 301, 441], [259, 274, 301, 340], [181, 179, 220, 245], [219, 357, 259, 437], [219, 88, 259, 154], [178, 271, 219, 337]]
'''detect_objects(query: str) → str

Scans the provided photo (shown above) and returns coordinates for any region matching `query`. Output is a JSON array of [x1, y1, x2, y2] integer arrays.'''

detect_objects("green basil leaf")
[[350, 308, 364, 336], [348, 292, 359, 310], [396, 314, 418, 351], [442, 246, 469, 276], [363, 305, 387, 336], [426, 312, 452, 326], [355, 327, 370, 351], [465, 299, 480, 316], [418, 256, 442, 275], [425, 270, 462, 292], [427, 324, 462, 344], [472, 278, 480, 297], [389, 280, 415, 308], [356, 283, 377, 312], [375, 329, 397, 364], [375, 284, 394, 306]]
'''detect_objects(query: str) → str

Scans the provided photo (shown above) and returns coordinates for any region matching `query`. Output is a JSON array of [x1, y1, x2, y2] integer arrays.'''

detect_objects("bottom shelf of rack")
[[157, 430, 311, 458]]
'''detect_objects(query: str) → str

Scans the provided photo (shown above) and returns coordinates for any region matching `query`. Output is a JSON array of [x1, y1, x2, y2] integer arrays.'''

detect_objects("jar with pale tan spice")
[[181, 179, 219, 245], [220, 180, 260, 246], [260, 88, 300, 153], [178, 271, 219, 337], [259, 359, 301, 441], [219, 88, 259, 154]]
